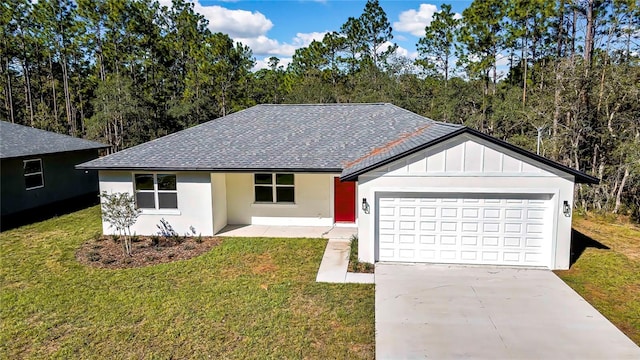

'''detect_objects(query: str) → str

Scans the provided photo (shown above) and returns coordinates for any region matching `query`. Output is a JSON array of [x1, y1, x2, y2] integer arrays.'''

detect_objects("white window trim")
[[24, 159, 44, 190], [133, 173, 178, 210], [253, 173, 295, 204]]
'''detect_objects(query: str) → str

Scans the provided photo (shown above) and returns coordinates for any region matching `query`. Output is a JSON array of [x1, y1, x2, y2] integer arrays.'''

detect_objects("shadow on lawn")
[[0, 193, 99, 232], [570, 228, 610, 266]]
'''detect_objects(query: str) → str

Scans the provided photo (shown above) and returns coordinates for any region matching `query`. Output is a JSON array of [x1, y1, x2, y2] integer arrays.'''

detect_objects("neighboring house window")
[[24, 159, 44, 190], [254, 173, 294, 203], [134, 174, 177, 209]]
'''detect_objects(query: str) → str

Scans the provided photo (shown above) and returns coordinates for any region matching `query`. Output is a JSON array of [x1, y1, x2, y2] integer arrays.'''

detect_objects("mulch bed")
[[76, 235, 222, 269]]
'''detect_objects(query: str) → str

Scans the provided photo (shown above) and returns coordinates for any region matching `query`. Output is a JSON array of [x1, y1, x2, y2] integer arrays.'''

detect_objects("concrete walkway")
[[376, 263, 640, 359], [315, 238, 375, 284]]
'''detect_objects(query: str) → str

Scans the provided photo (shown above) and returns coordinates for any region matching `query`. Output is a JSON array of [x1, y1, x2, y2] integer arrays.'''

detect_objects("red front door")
[[334, 177, 356, 223]]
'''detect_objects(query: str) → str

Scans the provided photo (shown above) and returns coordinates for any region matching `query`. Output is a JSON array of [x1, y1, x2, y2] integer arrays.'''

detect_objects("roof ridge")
[[0, 121, 107, 146], [384, 104, 462, 128], [256, 103, 387, 106]]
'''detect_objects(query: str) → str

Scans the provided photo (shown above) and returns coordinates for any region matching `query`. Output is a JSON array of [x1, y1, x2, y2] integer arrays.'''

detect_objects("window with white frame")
[[134, 173, 177, 209], [254, 173, 294, 203], [24, 159, 44, 190]]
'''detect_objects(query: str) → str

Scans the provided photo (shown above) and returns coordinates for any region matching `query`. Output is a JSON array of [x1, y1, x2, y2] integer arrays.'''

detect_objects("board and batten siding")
[[356, 134, 576, 270], [98, 171, 214, 236], [1, 150, 100, 216], [226, 173, 337, 226]]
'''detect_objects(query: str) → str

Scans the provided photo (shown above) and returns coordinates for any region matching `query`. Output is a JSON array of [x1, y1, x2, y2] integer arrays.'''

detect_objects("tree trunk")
[[613, 166, 629, 213], [49, 54, 59, 123], [571, 8, 577, 61], [61, 56, 73, 135], [4, 56, 14, 123], [522, 30, 528, 107], [556, 0, 565, 58], [584, 0, 595, 68]]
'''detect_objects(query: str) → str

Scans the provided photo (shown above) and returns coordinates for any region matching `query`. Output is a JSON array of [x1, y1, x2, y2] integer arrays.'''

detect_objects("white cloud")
[[378, 42, 417, 60], [238, 32, 326, 57], [496, 54, 510, 67], [292, 31, 327, 46], [157, 0, 271, 38], [253, 57, 293, 71], [192, 3, 272, 38], [393, 4, 462, 37], [393, 4, 439, 36], [160, 1, 329, 61]]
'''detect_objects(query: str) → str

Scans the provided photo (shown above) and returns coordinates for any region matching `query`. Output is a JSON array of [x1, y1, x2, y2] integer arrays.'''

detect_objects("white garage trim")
[[372, 188, 560, 269]]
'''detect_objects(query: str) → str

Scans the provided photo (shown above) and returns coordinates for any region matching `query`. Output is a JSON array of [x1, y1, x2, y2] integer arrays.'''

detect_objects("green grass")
[[0, 206, 374, 358], [555, 214, 640, 345]]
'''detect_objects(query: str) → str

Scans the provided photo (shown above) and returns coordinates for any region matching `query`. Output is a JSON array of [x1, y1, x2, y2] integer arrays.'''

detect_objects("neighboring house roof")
[[0, 121, 107, 159], [76, 103, 598, 184]]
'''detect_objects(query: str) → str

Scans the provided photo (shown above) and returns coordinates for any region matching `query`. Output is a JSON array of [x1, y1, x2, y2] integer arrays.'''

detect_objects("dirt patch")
[[76, 235, 221, 269], [251, 253, 278, 275]]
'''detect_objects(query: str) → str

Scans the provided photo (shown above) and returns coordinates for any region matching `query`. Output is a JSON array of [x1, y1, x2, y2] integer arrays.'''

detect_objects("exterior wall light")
[[563, 201, 571, 217], [362, 198, 370, 214]]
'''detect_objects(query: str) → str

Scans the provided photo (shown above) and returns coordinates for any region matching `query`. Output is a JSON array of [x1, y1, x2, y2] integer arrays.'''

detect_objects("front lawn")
[[555, 214, 640, 345], [0, 206, 374, 358]]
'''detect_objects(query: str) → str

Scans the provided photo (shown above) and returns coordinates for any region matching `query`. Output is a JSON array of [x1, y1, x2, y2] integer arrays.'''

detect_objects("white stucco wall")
[[226, 173, 337, 226], [211, 173, 228, 234], [99, 171, 214, 236], [356, 134, 576, 270]]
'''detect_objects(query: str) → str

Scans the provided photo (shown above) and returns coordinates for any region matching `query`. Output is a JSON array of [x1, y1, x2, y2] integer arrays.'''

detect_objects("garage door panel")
[[462, 222, 479, 232], [379, 220, 395, 230], [377, 194, 552, 267], [420, 221, 436, 231], [461, 251, 478, 260], [505, 209, 523, 219], [462, 208, 480, 218], [420, 235, 436, 244], [399, 234, 416, 244], [441, 222, 457, 232], [440, 235, 457, 245]]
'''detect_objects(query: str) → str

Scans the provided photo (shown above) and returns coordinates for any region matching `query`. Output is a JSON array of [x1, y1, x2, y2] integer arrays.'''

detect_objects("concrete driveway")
[[376, 263, 640, 359]]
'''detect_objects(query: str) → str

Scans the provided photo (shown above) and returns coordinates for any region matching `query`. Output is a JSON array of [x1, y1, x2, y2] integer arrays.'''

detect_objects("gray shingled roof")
[[0, 121, 107, 159], [77, 104, 463, 174]]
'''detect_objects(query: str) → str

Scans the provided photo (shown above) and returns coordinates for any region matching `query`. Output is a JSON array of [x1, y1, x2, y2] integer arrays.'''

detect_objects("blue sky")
[[160, 1, 473, 69]]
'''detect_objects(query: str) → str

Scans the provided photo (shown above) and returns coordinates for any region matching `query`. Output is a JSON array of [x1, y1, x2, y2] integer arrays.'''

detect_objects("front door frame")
[[334, 177, 356, 223]]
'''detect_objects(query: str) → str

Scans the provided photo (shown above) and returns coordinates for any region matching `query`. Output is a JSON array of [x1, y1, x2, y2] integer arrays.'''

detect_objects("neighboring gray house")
[[79, 103, 598, 270], [0, 121, 107, 228]]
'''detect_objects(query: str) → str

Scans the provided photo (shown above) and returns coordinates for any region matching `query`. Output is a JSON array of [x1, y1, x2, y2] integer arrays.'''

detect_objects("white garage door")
[[377, 193, 553, 267]]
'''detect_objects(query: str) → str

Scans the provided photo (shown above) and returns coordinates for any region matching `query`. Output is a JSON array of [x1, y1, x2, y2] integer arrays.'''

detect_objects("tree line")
[[1, 0, 639, 219]]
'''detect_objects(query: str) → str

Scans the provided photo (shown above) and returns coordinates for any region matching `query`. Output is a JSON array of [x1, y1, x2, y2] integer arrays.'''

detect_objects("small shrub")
[[157, 218, 179, 239], [184, 244, 195, 251], [150, 235, 160, 247], [102, 258, 116, 265], [111, 234, 120, 243], [87, 251, 101, 262], [131, 233, 141, 243], [195, 234, 203, 244], [145, 256, 157, 262], [123, 258, 133, 264]]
